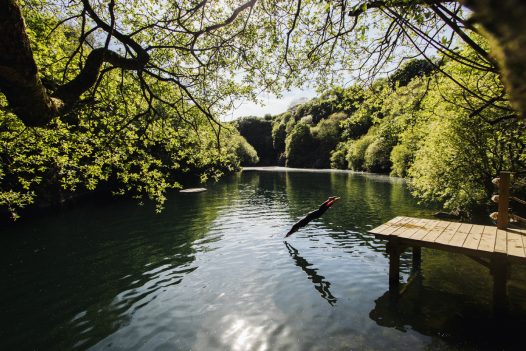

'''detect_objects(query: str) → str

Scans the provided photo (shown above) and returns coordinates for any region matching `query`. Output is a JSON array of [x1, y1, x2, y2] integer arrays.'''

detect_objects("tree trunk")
[[0, 0, 62, 126], [463, 0, 526, 118], [0, 0, 149, 127]]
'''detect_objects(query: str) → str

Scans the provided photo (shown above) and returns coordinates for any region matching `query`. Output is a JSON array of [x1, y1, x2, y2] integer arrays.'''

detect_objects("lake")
[[2, 168, 526, 350]]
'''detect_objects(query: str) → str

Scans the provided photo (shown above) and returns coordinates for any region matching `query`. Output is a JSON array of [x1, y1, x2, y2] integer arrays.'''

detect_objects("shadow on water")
[[0, 178, 241, 350], [284, 241, 337, 306], [370, 272, 526, 351]]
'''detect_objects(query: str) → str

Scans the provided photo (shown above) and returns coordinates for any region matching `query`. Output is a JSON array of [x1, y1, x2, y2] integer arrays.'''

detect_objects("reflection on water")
[[1, 169, 526, 350], [370, 273, 526, 350], [284, 241, 337, 305]]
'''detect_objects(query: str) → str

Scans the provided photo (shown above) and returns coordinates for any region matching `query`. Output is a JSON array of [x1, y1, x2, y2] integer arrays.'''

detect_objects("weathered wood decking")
[[368, 216, 526, 314], [370, 216, 526, 260]]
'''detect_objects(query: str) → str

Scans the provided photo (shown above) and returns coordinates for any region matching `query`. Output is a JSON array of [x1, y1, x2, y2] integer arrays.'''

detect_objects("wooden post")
[[412, 246, 422, 272], [387, 238, 400, 293], [491, 253, 508, 316], [497, 171, 511, 229]]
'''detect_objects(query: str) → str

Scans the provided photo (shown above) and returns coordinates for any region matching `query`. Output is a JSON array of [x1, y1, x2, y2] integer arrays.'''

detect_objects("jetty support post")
[[491, 253, 509, 316], [412, 246, 422, 273], [497, 171, 511, 229], [387, 238, 401, 293]]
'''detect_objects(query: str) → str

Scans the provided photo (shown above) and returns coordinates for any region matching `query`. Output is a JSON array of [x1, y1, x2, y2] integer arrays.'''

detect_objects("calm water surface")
[[2, 169, 526, 350]]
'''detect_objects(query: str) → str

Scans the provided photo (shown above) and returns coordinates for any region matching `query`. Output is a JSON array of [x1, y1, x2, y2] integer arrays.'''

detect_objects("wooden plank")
[[397, 218, 429, 239], [370, 225, 389, 235], [494, 229, 507, 254], [514, 228, 526, 259], [463, 225, 484, 250], [449, 223, 472, 247], [411, 219, 439, 241], [478, 226, 497, 252], [378, 216, 413, 236], [391, 217, 424, 237], [370, 216, 405, 235], [506, 230, 526, 258], [435, 221, 461, 245], [422, 220, 449, 242], [389, 217, 416, 236]]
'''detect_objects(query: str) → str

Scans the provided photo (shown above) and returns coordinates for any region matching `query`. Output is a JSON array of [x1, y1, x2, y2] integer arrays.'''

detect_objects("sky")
[[223, 87, 318, 121]]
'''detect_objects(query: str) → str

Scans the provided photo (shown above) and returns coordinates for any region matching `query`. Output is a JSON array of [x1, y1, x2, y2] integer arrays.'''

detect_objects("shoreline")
[[241, 166, 406, 182]]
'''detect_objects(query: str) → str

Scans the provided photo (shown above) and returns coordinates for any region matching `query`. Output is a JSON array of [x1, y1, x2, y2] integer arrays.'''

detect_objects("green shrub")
[[300, 115, 314, 125], [285, 123, 317, 167], [271, 121, 287, 155], [364, 138, 391, 173], [340, 111, 372, 139], [311, 112, 346, 168], [346, 135, 374, 170], [231, 135, 259, 166], [311, 112, 346, 141], [292, 99, 334, 124], [389, 59, 435, 88], [330, 142, 350, 169], [390, 143, 413, 177]]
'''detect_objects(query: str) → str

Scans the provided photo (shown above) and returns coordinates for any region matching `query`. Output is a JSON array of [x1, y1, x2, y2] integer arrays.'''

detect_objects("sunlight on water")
[[2, 169, 526, 350], [221, 317, 267, 351]]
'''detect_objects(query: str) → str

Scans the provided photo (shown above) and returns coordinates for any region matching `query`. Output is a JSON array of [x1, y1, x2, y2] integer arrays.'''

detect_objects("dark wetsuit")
[[285, 198, 337, 237]]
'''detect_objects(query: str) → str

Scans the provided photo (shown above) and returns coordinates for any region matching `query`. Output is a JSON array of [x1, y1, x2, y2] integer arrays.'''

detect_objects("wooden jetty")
[[369, 216, 525, 312], [369, 172, 525, 314]]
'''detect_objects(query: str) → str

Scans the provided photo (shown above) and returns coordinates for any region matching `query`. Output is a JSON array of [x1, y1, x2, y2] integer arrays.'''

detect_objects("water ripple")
[[3, 170, 526, 351]]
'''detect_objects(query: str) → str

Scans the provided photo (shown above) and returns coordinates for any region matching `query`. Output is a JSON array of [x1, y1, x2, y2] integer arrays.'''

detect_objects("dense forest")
[[235, 51, 526, 214], [3, 0, 526, 219]]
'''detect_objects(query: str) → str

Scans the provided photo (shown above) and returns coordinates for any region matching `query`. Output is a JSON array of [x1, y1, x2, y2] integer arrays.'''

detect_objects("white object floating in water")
[[179, 188, 207, 193]]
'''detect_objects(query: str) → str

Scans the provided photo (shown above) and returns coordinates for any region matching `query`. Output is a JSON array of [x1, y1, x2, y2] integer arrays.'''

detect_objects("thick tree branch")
[[80, 0, 148, 62], [0, 0, 150, 127], [192, 0, 257, 37], [428, 2, 496, 67], [54, 48, 147, 105], [348, 0, 456, 17]]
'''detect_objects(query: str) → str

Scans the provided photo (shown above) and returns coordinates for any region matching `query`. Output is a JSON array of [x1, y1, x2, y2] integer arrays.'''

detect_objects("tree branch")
[[0, 0, 151, 126], [348, 0, 456, 17]]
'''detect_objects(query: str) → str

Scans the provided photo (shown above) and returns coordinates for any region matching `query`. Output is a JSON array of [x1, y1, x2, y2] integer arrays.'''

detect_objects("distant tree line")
[[235, 53, 526, 214]]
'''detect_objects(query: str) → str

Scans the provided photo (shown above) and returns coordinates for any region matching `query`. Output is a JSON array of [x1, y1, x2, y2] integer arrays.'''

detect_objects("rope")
[[511, 213, 526, 223], [511, 196, 526, 205]]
